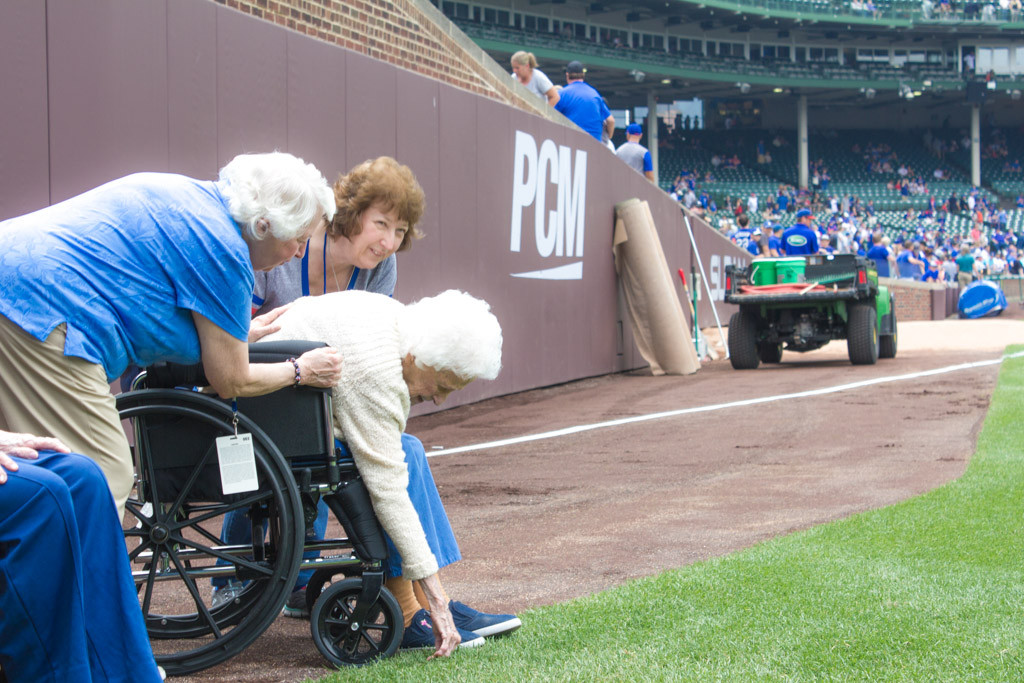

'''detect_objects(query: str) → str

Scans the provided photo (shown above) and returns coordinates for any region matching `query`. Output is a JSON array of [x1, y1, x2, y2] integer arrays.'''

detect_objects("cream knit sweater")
[[265, 290, 438, 580]]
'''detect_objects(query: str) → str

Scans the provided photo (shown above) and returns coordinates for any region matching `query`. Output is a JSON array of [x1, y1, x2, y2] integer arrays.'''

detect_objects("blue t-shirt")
[[896, 251, 921, 279], [781, 225, 819, 255], [732, 229, 752, 249], [0, 173, 253, 380], [554, 80, 611, 142], [252, 248, 396, 316], [746, 240, 761, 256], [866, 245, 890, 277], [768, 235, 782, 254]]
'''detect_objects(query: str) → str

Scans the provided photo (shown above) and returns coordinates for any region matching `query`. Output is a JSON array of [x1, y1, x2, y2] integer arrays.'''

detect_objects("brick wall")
[[883, 278, 953, 321], [213, 0, 549, 118]]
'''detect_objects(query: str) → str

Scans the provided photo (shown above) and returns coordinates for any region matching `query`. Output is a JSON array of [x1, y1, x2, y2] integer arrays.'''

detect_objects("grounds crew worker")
[[781, 208, 819, 255]]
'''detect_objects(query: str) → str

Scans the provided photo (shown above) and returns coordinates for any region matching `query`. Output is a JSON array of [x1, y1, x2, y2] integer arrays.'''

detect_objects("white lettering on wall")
[[510, 130, 587, 280], [709, 254, 741, 300]]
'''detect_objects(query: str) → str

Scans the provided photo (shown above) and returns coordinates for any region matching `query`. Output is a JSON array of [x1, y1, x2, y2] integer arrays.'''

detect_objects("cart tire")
[[879, 314, 898, 359], [728, 311, 760, 370], [847, 303, 879, 365]]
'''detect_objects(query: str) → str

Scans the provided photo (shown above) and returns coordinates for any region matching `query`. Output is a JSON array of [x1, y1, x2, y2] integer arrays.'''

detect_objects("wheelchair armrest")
[[143, 340, 329, 388]]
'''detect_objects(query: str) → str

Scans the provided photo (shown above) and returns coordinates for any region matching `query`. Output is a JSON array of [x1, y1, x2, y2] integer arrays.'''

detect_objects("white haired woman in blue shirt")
[[0, 152, 343, 516]]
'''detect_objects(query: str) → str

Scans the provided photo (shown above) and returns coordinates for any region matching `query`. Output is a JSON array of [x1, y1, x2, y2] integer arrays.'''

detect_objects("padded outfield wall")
[[0, 0, 747, 412]]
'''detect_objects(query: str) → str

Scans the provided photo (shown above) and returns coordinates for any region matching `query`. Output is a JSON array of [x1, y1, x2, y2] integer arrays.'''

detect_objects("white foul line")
[[426, 351, 1024, 458]]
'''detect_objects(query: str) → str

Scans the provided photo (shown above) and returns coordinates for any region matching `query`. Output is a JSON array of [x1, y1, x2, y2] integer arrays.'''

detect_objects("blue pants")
[[215, 433, 460, 589], [0, 450, 161, 683]]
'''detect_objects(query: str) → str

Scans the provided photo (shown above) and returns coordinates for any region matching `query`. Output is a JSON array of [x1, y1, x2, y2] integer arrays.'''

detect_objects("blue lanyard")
[[301, 231, 360, 296]]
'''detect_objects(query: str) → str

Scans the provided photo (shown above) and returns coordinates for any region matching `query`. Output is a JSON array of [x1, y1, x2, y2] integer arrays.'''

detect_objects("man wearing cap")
[[781, 209, 819, 255], [554, 60, 615, 144], [615, 123, 655, 182]]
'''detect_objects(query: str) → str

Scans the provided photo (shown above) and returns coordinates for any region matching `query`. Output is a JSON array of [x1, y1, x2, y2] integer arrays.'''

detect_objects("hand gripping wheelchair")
[[118, 341, 404, 675]]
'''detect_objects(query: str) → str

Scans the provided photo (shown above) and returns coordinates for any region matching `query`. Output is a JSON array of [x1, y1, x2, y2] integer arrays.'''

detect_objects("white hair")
[[218, 152, 335, 241], [398, 290, 502, 381]]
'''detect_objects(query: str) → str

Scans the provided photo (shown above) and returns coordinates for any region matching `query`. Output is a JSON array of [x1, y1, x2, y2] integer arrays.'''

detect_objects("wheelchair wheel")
[[310, 578, 404, 666], [118, 390, 305, 676]]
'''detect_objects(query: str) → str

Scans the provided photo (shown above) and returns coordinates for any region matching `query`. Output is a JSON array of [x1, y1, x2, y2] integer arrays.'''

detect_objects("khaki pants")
[[957, 271, 973, 290], [0, 315, 133, 517]]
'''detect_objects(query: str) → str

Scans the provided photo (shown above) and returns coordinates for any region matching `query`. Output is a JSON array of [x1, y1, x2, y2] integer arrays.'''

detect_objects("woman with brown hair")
[[215, 157, 520, 655], [252, 156, 425, 312]]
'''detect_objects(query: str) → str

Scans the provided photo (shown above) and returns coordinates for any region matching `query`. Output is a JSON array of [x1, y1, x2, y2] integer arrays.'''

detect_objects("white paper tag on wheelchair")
[[216, 433, 259, 494]]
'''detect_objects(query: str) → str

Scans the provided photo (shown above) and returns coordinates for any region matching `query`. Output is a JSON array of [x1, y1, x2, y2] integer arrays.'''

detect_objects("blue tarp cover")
[[958, 280, 1008, 319]]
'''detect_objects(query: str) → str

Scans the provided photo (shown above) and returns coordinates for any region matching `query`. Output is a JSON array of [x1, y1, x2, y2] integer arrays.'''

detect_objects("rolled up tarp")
[[613, 198, 699, 375]]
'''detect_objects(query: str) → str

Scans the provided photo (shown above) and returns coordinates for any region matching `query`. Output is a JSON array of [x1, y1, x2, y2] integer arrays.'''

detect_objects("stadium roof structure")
[[454, 0, 1024, 111]]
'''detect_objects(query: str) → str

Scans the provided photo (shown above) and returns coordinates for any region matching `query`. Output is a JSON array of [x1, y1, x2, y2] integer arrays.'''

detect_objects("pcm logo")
[[509, 130, 587, 280]]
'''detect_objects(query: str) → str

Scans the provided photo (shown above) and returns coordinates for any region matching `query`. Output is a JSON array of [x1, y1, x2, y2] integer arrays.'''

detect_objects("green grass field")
[[313, 349, 1024, 682]]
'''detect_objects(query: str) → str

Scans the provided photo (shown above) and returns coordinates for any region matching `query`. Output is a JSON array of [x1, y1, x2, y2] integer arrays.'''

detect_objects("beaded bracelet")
[[288, 357, 301, 386]]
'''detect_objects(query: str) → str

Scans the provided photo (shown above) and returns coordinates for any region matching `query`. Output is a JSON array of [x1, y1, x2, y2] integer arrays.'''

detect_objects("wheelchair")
[[118, 341, 404, 675]]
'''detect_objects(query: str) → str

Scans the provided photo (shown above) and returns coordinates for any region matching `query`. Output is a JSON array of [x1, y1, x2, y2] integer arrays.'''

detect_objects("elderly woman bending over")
[[0, 152, 342, 515], [267, 289, 505, 658]]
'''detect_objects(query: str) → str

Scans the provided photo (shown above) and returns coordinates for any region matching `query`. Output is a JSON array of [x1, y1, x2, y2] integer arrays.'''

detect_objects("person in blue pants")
[[0, 430, 162, 683]]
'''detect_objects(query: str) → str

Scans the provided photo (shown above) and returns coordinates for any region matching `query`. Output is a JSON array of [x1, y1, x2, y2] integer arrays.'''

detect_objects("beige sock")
[[412, 581, 430, 611], [385, 577, 421, 627]]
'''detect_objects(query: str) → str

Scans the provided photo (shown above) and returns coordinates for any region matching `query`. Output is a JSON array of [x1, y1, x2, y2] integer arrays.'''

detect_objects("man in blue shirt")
[[746, 229, 764, 256], [781, 208, 819, 255], [866, 232, 893, 277], [554, 60, 615, 143], [896, 240, 925, 279], [767, 224, 783, 256]]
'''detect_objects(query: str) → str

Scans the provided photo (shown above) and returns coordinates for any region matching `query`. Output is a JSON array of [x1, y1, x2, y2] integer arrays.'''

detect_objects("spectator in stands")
[[781, 209, 819, 255], [554, 60, 614, 144], [684, 188, 698, 209], [1007, 247, 1023, 275], [956, 246, 976, 288], [922, 252, 942, 282], [941, 250, 959, 281], [868, 232, 892, 278], [731, 214, 753, 249], [615, 123, 655, 182], [510, 51, 559, 108], [973, 252, 989, 280], [896, 240, 925, 279], [0, 429, 163, 683], [746, 229, 765, 257], [776, 186, 790, 213], [990, 250, 1007, 276]]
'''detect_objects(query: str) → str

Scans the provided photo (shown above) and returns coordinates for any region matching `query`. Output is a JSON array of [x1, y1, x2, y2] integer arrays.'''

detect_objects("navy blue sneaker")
[[449, 600, 522, 637], [400, 608, 485, 650]]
